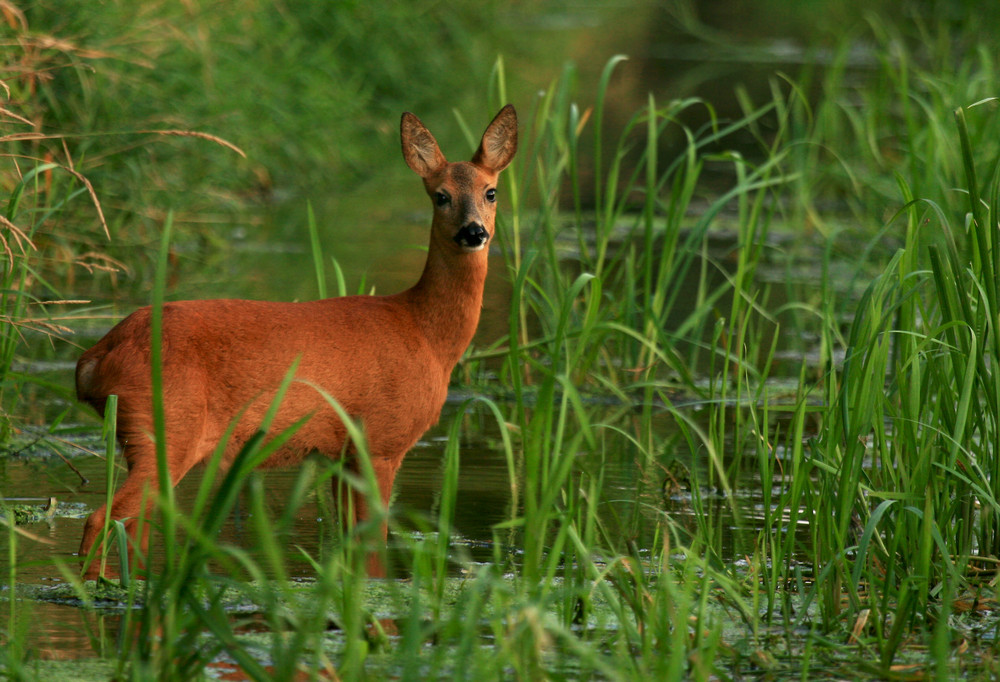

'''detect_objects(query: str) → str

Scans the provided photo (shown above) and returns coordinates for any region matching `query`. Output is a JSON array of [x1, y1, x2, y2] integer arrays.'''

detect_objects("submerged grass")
[[7, 1, 1000, 679]]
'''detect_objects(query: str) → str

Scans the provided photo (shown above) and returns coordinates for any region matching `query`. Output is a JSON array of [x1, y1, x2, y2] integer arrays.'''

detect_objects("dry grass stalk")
[[0, 213, 35, 272]]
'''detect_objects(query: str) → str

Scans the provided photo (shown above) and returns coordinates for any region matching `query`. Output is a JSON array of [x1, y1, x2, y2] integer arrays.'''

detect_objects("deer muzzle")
[[454, 223, 489, 250]]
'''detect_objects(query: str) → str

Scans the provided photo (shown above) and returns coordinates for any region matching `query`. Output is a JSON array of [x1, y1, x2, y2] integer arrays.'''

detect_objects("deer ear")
[[401, 112, 448, 178], [472, 104, 518, 173]]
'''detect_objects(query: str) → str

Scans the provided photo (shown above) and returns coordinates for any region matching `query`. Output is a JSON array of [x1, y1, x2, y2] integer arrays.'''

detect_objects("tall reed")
[[791, 101, 1000, 674]]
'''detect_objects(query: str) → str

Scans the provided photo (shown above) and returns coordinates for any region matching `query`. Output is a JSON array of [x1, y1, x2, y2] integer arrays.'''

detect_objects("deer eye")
[[435, 191, 450, 207], [485, 188, 497, 202]]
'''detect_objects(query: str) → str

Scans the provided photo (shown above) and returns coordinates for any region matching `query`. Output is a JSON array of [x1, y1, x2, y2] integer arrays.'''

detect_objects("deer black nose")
[[454, 223, 489, 249]]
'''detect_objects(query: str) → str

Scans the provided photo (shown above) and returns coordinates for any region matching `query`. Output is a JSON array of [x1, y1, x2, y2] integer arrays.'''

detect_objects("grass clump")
[[804, 102, 1000, 662]]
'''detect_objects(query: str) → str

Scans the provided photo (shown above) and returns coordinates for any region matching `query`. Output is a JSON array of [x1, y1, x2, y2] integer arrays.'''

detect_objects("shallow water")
[[2, 388, 810, 661]]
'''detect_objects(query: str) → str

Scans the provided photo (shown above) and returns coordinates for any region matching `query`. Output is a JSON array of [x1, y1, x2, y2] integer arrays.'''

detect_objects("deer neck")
[[405, 241, 488, 370]]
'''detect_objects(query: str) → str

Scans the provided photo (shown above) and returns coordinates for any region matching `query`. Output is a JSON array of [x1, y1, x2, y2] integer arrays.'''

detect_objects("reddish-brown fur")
[[75, 105, 518, 578]]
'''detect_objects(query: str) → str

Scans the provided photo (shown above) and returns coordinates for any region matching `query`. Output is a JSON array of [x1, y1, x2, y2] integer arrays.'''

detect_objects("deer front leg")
[[334, 453, 402, 578]]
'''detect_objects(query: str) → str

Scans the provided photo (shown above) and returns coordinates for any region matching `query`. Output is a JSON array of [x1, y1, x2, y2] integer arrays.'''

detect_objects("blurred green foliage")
[[9, 0, 523, 212]]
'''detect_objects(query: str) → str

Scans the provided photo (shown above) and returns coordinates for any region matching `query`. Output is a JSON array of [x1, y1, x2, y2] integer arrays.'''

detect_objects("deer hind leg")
[[79, 443, 158, 579], [79, 417, 210, 579]]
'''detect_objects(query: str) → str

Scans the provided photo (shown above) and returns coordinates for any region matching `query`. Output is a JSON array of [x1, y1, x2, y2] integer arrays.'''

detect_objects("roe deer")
[[75, 105, 518, 578]]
